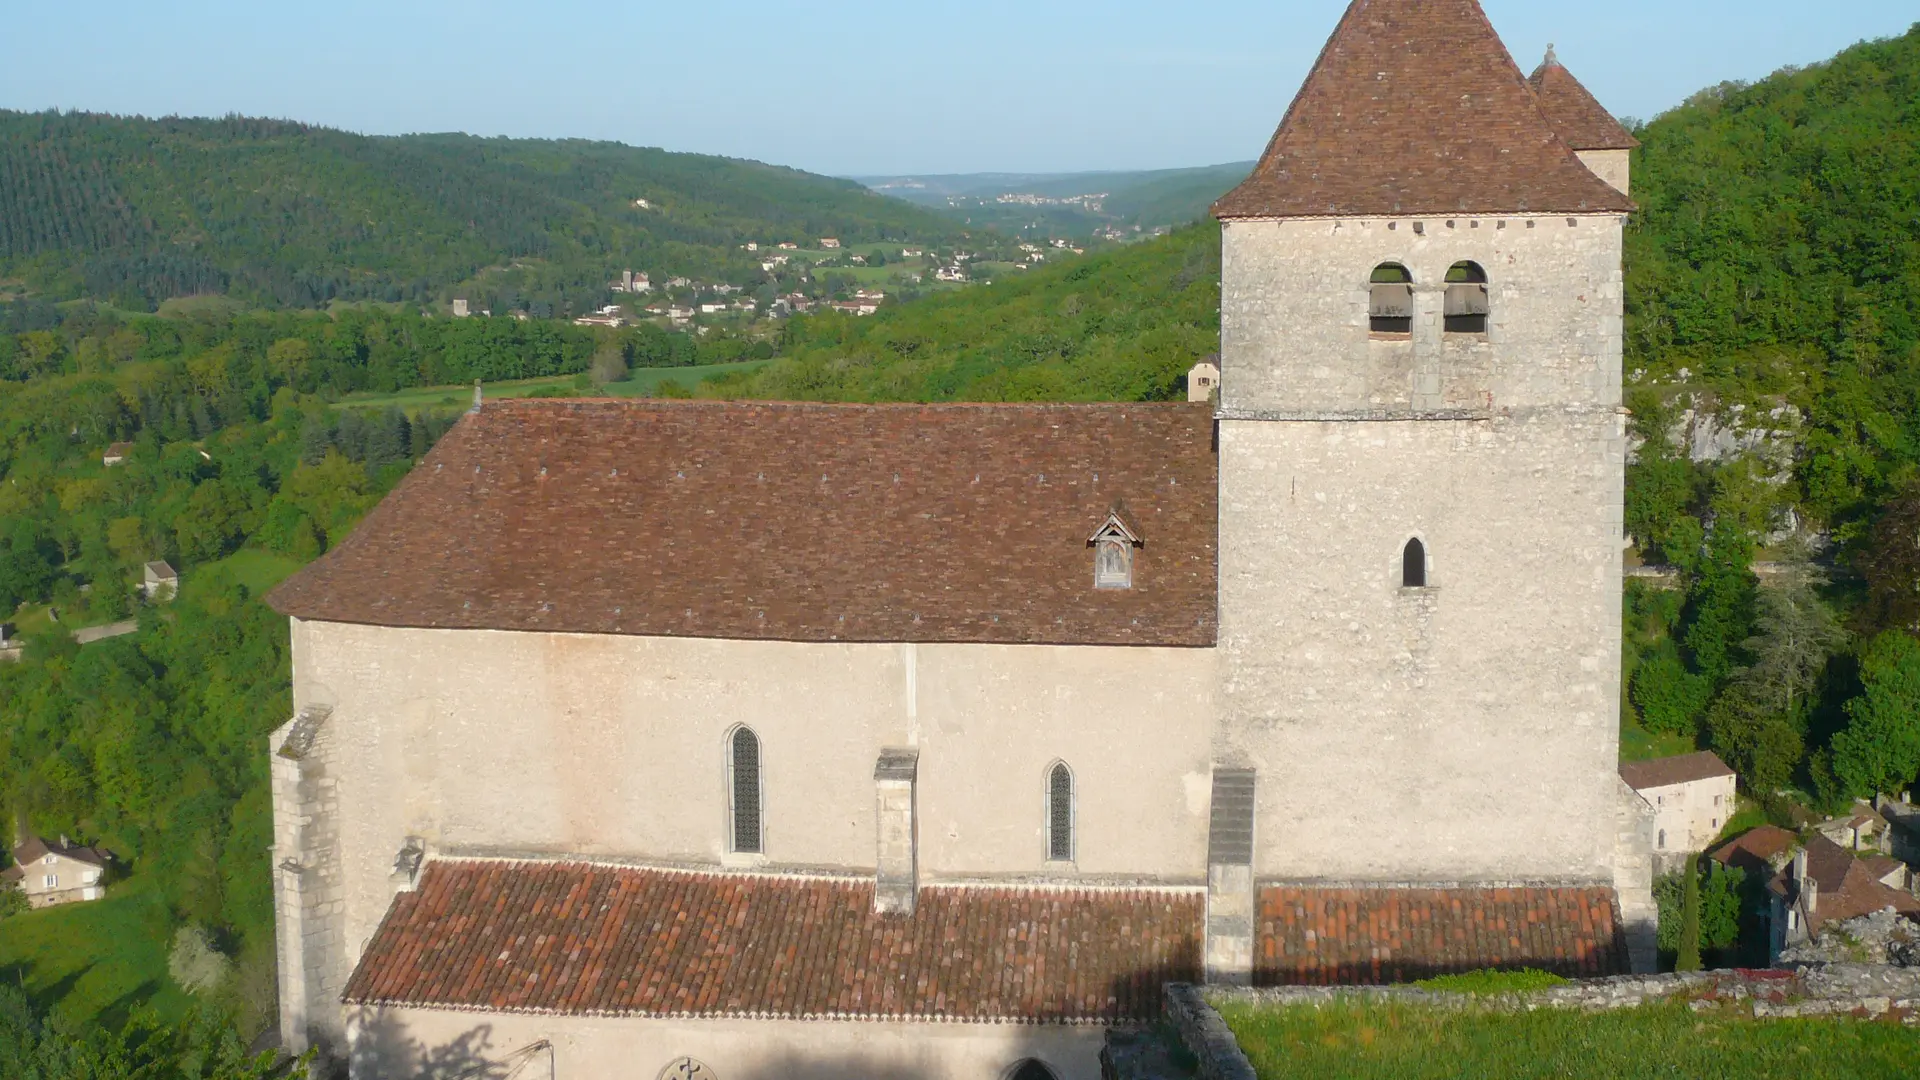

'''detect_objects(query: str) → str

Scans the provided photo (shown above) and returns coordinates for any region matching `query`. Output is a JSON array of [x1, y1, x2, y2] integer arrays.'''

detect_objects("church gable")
[[267, 399, 1218, 647], [1214, 0, 1634, 218]]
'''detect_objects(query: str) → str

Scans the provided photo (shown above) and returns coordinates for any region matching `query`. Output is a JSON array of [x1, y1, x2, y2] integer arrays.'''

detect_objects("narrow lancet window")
[[1369, 263, 1414, 335], [729, 726, 763, 854], [1444, 262, 1489, 334], [1403, 538, 1427, 588], [1047, 763, 1074, 862]]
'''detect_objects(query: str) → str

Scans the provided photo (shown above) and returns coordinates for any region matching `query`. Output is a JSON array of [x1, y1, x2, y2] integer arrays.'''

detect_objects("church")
[[266, 2, 1651, 1077]]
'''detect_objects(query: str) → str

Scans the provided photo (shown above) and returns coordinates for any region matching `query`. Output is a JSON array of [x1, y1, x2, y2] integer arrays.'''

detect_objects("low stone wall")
[[1201, 965, 1920, 1024], [1160, 985, 1255, 1080]]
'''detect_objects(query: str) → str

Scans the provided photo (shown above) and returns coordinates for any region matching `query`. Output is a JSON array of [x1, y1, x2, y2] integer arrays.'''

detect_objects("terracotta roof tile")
[[1528, 55, 1639, 151], [1255, 886, 1627, 984], [1709, 825, 1796, 877], [341, 861, 1202, 1022], [1214, 0, 1633, 219], [268, 400, 1218, 646], [1618, 751, 1735, 792]]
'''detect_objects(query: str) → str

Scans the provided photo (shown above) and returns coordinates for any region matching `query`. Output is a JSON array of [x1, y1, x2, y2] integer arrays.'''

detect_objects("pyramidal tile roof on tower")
[[1214, 0, 1635, 219], [1529, 50, 1640, 151]]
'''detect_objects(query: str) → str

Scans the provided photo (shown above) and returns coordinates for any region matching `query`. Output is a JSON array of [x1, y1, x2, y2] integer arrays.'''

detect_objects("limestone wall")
[[345, 1005, 1107, 1080], [1215, 214, 1626, 884], [287, 621, 1216, 1002], [1219, 215, 1624, 416]]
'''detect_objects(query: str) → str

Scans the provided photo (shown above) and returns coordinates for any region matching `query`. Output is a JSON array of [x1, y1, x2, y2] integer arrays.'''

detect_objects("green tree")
[[1740, 561, 1846, 718], [1676, 861, 1703, 972], [1831, 631, 1920, 798]]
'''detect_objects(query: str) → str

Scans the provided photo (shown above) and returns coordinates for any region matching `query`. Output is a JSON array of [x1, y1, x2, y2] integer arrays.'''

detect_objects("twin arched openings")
[[1369, 262, 1489, 336]]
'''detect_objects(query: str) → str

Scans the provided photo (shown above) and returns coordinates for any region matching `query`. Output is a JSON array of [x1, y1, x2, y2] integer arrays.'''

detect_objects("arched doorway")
[[1008, 1060, 1060, 1080]]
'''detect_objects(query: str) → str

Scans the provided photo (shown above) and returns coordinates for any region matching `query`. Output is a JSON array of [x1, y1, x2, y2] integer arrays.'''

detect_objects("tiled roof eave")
[[277, 612, 1221, 650], [335, 998, 1128, 1025]]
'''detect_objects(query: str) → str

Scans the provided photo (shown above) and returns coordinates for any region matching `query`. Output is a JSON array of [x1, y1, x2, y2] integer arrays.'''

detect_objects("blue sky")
[[3, 1, 1914, 176]]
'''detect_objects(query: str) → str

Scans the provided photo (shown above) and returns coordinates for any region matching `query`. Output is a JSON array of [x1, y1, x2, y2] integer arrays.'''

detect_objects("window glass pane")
[[731, 728, 762, 854], [1048, 765, 1073, 861]]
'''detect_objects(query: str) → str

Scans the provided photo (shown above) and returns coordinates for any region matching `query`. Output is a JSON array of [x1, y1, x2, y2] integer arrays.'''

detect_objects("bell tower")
[[1208, 0, 1637, 896]]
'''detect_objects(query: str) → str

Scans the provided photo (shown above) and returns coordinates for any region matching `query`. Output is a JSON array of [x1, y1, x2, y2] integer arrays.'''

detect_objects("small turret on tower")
[[1529, 46, 1640, 196]]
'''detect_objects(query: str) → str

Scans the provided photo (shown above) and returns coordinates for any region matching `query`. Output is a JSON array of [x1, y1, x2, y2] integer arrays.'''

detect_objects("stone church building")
[[267, 2, 1652, 1076]]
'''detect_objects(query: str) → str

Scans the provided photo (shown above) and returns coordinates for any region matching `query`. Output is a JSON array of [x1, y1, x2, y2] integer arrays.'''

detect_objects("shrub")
[[168, 924, 231, 994]]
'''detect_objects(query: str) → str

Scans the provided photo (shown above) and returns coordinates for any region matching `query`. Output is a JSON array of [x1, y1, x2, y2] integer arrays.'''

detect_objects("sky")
[[3, 1, 1914, 177]]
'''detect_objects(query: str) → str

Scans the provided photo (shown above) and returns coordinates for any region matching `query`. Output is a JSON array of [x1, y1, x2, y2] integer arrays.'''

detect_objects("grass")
[[1411, 969, 1569, 994], [0, 876, 189, 1027], [332, 360, 769, 413], [1620, 711, 1698, 762], [1220, 999, 1920, 1079], [188, 549, 305, 599]]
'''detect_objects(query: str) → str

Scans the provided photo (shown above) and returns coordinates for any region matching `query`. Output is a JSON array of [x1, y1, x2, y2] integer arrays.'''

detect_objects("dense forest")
[[0, 17, 1916, 1060], [0, 111, 965, 312]]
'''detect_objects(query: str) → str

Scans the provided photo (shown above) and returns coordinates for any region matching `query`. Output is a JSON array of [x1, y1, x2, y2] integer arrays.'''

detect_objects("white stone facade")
[[1641, 774, 1739, 859], [1215, 213, 1627, 886]]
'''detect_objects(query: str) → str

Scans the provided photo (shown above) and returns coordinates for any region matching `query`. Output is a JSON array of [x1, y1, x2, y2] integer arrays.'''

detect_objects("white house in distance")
[[1620, 751, 1738, 867], [2, 836, 111, 908], [1187, 359, 1221, 403], [143, 560, 180, 601]]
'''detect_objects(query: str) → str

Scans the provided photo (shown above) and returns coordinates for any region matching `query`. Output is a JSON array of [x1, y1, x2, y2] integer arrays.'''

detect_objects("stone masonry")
[[272, 705, 348, 1058], [1216, 215, 1628, 886]]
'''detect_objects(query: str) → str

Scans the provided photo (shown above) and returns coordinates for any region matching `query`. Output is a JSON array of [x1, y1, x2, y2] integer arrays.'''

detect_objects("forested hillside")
[[0, 111, 963, 312], [709, 222, 1220, 401]]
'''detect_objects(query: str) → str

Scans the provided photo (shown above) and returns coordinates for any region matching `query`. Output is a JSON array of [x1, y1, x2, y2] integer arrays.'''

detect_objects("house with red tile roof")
[[263, 2, 1647, 1076], [2, 835, 112, 909], [1768, 834, 1920, 962]]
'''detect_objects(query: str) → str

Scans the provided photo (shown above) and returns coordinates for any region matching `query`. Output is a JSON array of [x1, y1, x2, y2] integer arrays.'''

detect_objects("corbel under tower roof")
[[1213, 0, 1635, 219]]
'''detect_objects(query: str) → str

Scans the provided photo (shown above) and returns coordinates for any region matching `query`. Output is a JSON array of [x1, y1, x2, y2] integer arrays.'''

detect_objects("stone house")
[[1815, 802, 1891, 855], [1186, 358, 1220, 403], [264, 3, 1650, 1077], [102, 442, 133, 467], [1620, 751, 1738, 869], [143, 560, 179, 601], [1767, 834, 1920, 963], [2, 836, 111, 908]]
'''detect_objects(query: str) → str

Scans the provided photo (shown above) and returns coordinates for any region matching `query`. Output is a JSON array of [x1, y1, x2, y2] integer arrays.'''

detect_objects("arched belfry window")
[[1369, 263, 1414, 335], [1402, 538, 1427, 588], [728, 726, 763, 854], [1046, 762, 1074, 862], [1444, 262, 1489, 334]]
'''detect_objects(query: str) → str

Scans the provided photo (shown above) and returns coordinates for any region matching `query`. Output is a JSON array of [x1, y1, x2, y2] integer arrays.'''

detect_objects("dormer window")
[[1369, 263, 1414, 335], [1089, 509, 1143, 590], [1444, 262, 1489, 334]]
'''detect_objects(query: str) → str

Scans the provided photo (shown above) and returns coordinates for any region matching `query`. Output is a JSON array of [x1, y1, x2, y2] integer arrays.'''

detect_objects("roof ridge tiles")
[[1214, 0, 1634, 219]]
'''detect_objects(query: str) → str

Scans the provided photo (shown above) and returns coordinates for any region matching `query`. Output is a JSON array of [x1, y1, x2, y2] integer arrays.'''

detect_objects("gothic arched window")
[[1047, 762, 1075, 862], [1369, 263, 1414, 335], [1402, 538, 1427, 588], [728, 726, 763, 854], [1444, 261, 1489, 334], [1657, 829, 1667, 850]]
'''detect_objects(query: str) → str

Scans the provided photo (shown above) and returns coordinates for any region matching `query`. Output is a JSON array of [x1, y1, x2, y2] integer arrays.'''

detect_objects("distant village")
[[442, 230, 1095, 334]]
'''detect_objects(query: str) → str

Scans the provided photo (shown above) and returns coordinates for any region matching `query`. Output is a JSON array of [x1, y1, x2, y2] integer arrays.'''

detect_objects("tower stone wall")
[[1215, 213, 1627, 883]]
